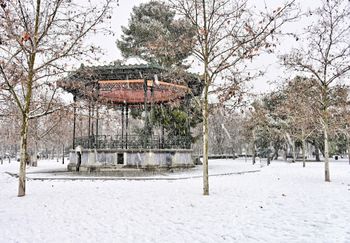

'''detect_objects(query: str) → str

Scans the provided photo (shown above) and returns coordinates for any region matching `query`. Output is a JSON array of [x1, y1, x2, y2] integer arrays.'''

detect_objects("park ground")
[[1, 158, 350, 243]]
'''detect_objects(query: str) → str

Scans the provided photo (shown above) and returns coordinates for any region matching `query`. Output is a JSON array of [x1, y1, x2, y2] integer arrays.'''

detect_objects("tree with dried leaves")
[[278, 77, 320, 167], [168, 0, 298, 195], [282, 0, 350, 182], [0, 96, 21, 161], [329, 85, 350, 163], [0, 0, 114, 196]]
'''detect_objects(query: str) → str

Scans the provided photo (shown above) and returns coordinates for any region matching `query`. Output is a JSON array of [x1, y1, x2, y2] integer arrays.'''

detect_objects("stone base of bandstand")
[[67, 148, 195, 173]]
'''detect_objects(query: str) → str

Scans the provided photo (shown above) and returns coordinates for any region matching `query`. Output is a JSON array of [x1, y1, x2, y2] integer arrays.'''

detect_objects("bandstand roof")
[[58, 64, 201, 105]]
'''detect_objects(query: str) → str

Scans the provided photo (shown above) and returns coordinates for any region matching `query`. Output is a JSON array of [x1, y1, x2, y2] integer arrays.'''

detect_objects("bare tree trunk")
[[18, 116, 29, 197], [17, 0, 40, 197], [252, 148, 256, 165], [286, 133, 296, 162], [321, 83, 331, 182], [202, 82, 209, 196], [302, 139, 306, 167], [324, 124, 330, 182], [267, 144, 273, 166], [252, 130, 256, 165], [62, 143, 65, 164], [314, 142, 321, 161], [273, 145, 279, 160], [76, 152, 82, 172], [32, 141, 38, 167], [292, 142, 297, 163], [201, 0, 209, 196], [283, 146, 287, 161]]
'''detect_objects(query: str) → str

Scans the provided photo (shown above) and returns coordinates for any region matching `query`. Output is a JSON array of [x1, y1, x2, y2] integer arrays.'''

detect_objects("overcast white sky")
[[89, 0, 323, 94]]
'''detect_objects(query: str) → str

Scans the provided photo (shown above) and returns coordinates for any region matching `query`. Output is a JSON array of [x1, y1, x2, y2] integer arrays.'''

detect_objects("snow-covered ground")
[[1, 158, 350, 243]]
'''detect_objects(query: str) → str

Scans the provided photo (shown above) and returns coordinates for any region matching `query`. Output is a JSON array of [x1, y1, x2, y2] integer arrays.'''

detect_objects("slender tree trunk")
[[202, 0, 209, 196], [314, 142, 320, 161], [273, 145, 279, 160], [286, 133, 296, 162], [321, 83, 331, 182], [267, 144, 273, 165], [292, 142, 297, 163], [324, 124, 330, 182], [267, 148, 271, 166], [18, 65, 35, 196], [283, 146, 287, 161], [18, 115, 29, 197], [32, 141, 38, 167], [252, 130, 256, 165], [202, 81, 209, 196], [302, 139, 306, 167], [17, 0, 40, 197], [62, 143, 65, 164], [252, 148, 256, 165]]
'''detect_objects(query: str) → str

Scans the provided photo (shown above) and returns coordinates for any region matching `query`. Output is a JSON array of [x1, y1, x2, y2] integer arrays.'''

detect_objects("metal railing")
[[74, 134, 191, 150]]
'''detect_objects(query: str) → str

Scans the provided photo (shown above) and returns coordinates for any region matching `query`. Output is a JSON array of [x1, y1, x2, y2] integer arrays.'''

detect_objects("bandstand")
[[58, 64, 199, 172]]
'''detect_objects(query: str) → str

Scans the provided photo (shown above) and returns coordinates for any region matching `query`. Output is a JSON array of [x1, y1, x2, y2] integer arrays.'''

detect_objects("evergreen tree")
[[117, 1, 202, 141], [117, 1, 195, 68]]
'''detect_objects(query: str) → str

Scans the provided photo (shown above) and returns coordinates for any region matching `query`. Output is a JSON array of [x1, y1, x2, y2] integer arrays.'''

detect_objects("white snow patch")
[[1, 159, 350, 242]]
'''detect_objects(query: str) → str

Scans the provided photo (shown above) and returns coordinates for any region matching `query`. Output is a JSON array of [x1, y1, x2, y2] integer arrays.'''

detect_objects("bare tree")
[[282, 0, 350, 181], [208, 105, 244, 156], [278, 77, 320, 167], [29, 96, 70, 165], [0, 0, 114, 196], [243, 100, 272, 164], [331, 85, 350, 163], [169, 0, 298, 195], [0, 97, 21, 159]]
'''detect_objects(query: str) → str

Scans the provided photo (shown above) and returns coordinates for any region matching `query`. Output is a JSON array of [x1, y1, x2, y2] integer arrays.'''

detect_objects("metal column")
[[126, 104, 129, 149], [143, 78, 148, 147], [95, 104, 99, 148], [121, 105, 124, 148], [72, 95, 77, 149]]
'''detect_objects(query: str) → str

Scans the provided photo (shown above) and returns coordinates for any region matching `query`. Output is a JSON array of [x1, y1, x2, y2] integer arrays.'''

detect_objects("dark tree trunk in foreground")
[[314, 142, 321, 162]]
